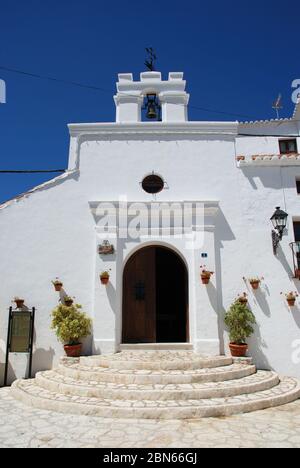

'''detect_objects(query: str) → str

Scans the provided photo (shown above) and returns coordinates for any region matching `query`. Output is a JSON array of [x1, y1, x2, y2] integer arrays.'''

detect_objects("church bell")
[[145, 94, 160, 120]]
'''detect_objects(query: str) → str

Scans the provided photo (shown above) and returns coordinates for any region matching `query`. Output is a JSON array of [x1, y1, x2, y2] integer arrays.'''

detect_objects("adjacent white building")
[[1, 70, 300, 384]]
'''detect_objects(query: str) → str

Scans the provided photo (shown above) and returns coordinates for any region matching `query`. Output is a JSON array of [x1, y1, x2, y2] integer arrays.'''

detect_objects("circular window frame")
[[141, 174, 165, 194]]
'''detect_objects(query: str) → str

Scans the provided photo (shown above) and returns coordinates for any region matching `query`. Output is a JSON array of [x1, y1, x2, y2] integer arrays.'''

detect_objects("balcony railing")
[[289, 242, 300, 279]]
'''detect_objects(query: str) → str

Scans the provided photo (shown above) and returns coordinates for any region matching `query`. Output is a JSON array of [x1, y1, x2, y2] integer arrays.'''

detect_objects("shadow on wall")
[[276, 244, 295, 278], [289, 305, 300, 329], [0, 362, 17, 387], [248, 322, 272, 371], [206, 282, 225, 355], [251, 288, 272, 318], [106, 282, 117, 318], [213, 209, 237, 355], [240, 167, 296, 190], [31, 347, 55, 376]]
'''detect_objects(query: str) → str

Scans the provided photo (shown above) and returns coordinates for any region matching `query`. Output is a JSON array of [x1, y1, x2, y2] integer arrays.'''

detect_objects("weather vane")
[[145, 48, 157, 71]]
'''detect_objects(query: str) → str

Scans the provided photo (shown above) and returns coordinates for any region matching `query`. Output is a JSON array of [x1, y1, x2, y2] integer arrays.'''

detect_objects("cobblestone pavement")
[[0, 387, 300, 448]]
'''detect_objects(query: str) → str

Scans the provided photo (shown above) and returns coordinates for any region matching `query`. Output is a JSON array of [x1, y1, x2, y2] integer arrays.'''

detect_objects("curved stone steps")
[[35, 370, 280, 401], [57, 362, 257, 385], [11, 377, 300, 419], [80, 353, 233, 371]]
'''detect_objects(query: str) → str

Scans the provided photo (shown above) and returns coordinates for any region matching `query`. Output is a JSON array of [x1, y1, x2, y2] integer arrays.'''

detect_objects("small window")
[[296, 179, 300, 194], [294, 221, 300, 242], [279, 139, 298, 155], [142, 174, 164, 194]]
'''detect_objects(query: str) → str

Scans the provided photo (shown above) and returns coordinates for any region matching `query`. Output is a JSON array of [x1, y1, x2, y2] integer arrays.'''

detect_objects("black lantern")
[[144, 94, 160, 120], [271, 207, 288, 254]]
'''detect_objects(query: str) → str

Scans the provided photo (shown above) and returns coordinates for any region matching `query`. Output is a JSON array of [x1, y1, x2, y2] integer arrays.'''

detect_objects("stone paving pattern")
[[1, 387, 300, 448]]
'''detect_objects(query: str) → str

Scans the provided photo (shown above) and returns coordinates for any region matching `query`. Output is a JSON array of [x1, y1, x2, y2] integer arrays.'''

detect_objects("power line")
[[0, 170, 66, 174], [0, 65, 258, 120]]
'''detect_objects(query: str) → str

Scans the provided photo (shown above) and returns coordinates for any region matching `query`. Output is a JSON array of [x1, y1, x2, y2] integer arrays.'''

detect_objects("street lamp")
[[271, 207, 288, 254]]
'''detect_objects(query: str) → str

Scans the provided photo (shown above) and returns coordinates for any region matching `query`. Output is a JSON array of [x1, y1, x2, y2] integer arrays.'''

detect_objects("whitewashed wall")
[[1, 118, 300, 384]]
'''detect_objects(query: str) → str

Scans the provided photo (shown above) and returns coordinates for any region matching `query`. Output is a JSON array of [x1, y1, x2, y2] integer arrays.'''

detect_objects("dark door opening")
[[122, 246, 189, 344]]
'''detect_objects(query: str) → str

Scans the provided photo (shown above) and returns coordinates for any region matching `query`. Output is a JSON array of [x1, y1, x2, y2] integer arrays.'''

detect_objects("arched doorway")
[[122, 246, 189, 344]]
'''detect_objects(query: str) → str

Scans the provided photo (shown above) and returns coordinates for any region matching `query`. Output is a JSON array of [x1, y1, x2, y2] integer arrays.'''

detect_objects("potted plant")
[[200, 266, 214, 285], [237, 292, 248, 304], [13, 297, 25, 309], [51, 303, 92, 357], [224, 301, 256, 357], [52, 278, 63, 292], [281, 291, 299, 307], [64, 296, 74, 307], [244, 277, 264, 290], [100, 270, 111, 285]]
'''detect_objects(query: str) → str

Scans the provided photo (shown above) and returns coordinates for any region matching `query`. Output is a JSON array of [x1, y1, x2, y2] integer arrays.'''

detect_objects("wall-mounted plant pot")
[[101, 276, 110, 285], [287, 299, 296, 307], [201, 275, 210, 285], [54, 283, 63, 292], [64, 343, 82, 358], [64, 299, 74, 307], [14, 300, 25, 309], [229, 343, 248, 357], [250, 281, 260, 290], [238, 298, 248, 305]]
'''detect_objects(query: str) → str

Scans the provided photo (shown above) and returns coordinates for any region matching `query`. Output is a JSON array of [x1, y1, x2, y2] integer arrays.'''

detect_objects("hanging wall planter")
[[13, 297, 25, 309], [281, 292, 298, 307], [200, 266, 214, 285], [243, 277, 264, 291], [52, 278, 63, 292], [250, 280, 260, 290], [64, 296, 74, 307], [237, 293, 248, 305], [100, 271, 110, 285]]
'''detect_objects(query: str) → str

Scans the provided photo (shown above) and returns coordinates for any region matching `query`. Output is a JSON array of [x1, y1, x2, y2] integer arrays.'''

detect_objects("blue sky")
[[0, 0, 299, 202]]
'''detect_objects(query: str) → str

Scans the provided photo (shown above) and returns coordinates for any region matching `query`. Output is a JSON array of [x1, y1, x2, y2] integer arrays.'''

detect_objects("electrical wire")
[[0, 170, 66, 174], [0, 65, 263, 120]]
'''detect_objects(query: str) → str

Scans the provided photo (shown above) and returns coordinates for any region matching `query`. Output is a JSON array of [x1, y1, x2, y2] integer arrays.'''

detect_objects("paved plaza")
[[0, 387, 299, 448]]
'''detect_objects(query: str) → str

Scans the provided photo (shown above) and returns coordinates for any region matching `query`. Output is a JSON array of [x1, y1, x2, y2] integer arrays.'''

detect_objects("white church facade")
[[1, 70, 300, 384]]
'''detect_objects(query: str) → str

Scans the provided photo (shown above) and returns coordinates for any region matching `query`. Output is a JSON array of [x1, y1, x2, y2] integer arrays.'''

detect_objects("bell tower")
[[114, 71, 190, 123]]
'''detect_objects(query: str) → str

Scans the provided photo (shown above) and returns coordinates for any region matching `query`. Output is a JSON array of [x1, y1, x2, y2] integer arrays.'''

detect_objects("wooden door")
[[122, 247, 156, 343]]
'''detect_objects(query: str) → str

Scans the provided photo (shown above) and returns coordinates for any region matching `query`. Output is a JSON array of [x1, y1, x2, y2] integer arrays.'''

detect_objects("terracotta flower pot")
[[64, 343, 82, 358], [201, 275, 210, 285], [101, 276, 110, 285], [238, 298, 248, 305], [250, 281, 260, 290], [15, 300, 24, 309], [64, 299, 74, 307], [229, 343, 248, 357], [287, 298, 296, 307], [54, 283, 63, 292]]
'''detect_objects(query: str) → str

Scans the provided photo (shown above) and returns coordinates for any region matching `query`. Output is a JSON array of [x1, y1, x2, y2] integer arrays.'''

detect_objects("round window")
[[142, 174, 164, 194]]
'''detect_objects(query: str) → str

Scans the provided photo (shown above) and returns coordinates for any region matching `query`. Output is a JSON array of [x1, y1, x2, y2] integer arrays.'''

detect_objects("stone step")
[[79, 352, 233, 371], [57, 362, 257, 385], [11, 377, 300, 419], [35, 370, 280, 401], [119, 343, 194, 351]]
